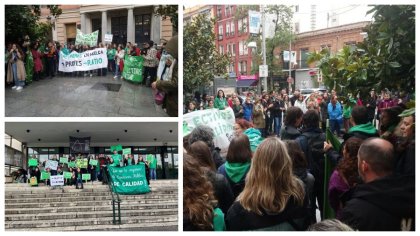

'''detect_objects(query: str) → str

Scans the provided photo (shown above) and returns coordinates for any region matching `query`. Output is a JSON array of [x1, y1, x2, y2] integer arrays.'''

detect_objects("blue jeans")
[[76, 178, 83, 188], [330, 119, 341, 136], [150, 168, 157, 180], [114, 61, 120, 78], [274, 116, 281, 137], [12, 63, 25, 87]]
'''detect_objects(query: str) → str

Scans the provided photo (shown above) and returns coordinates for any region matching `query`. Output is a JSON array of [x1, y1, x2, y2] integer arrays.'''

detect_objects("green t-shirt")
[[214, 97, 228, 110], [110, 154, 122, 167], [213, 207, 225, 231], [107, 48, 116, 60], [146, 155, 157, 169]]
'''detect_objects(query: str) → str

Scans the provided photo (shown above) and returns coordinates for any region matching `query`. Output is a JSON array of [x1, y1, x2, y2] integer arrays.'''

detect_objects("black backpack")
[[296, 132, 326, 178]]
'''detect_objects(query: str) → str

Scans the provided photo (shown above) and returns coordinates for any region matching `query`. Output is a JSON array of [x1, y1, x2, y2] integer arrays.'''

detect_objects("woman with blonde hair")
[[225, 137, 310, 231]]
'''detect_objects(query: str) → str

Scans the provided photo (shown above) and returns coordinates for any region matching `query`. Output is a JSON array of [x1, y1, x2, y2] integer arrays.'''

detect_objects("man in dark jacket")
[[280, 106, 303, 140], [343, 106, 379, 142], [340, 138, 415, 231]]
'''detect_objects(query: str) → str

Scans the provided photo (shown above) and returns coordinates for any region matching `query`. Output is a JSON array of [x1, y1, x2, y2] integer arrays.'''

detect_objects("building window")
[[225, 5, 231, 17], [230, 21, 235, 36], [135, 14, 151, 46], [320, 44, 331, 51], [217, 6, 222, 18], [229, 63, 234, 73], [226, 22, 230, 36], [219, 45, 224, 55], [243, 42, 248, 55], [300, 48, 309, 68], [239, 41, 244, 55], [243, 17, 248, 33], [218, 24, 224, 40], [238, 19, 243, 34], [239, 61, 247, 75], [232, 43, 236, 56]]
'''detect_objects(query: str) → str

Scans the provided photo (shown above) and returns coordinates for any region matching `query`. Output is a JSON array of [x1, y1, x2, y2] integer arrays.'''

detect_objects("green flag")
[[123, 148, 131, 155], [110, 144, 123, 152], [122, 55, 144, 83], [323, 121, 340, 219], [108, 164, 150, 194], [28, 159, 38, 167]]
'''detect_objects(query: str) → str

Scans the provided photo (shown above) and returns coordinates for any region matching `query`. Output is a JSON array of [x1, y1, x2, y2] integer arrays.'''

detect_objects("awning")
[[237, 79, 259, 87]]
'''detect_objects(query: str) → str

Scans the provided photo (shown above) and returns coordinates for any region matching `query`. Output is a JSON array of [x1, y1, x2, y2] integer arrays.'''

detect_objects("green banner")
[[89, 159, 98, 166], [60, 157, 68, 164], [40, 172, 50, 180], [108, 164, 150, 195], [68, 162, 76, 168], [75, 29, 99, 47], [123, 148, 131, 155], [110, 144, 123, 152], [76, 159, 88, 168], [82, 174, 91, 181], [323, 121, 340, 219], [122, 55, 144, 83], [28, 159, 38, 167], [63, 171, 73, 179]]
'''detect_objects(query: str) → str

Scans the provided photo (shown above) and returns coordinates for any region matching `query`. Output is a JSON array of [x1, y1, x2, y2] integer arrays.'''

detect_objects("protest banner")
[[68, 162, 76, 168], [104, 34, 113, 43], [40, 172, 50, 180], [110, 145, 123, 152], [45, 160, 58, 171], [28, 159, 38, 167], [183, 107, 236, 151], [89, 159, 98, 166], [123, 148, 131, 155], [75, 29, 98, 47], [76, 159, 88, 168], [122, 55, 144, 83], [63, 171, 73, 179], [60, 157, 68, 164], [108, 164, 150, 194], [59, 48, 107, 72], [82, 174, 91, 181], [50, 175, 65, 186]]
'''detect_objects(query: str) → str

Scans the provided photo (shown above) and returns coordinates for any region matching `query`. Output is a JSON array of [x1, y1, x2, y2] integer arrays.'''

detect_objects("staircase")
[[5, 180, 178, 231]]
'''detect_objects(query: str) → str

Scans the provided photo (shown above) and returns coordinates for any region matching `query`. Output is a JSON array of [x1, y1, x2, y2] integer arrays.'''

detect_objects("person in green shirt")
[[110, 150, 122, 167], [343, 96, 356, 133], [214, 89, 228, 110], [146, 154, 157, 180], [107, 44, 116, 73]]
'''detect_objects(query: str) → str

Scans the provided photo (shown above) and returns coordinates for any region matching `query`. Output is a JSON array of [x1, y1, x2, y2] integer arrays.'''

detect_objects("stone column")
[[81, 13, 86, 33], [150, 6, 161, 44], [127, 7, 135, 44], [101, 10, 107, 43]]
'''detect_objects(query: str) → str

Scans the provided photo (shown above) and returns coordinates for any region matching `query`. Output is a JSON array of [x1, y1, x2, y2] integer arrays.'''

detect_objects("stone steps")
[[5, 215, 178, 229], [7, 221, 178, 231], [5, 202, 178, 214], [5, 180, 178, 231]]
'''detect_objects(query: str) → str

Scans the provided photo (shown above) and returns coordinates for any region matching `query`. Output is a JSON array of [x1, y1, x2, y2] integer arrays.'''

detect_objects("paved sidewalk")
[[5, 74, 168, 117]]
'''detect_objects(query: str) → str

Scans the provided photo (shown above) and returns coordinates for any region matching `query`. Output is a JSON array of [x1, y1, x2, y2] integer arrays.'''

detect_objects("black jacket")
[[226, 198, 310, 231], [211, 147, 225, 169], [206, 171, 234, 215], [280, 125, 301, 140], [340, 175, 415, 231]]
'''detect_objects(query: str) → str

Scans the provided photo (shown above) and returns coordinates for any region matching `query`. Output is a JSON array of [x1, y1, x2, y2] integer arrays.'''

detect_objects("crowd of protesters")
[[183, 87, 415, 231], [5, 34, 178, 117]]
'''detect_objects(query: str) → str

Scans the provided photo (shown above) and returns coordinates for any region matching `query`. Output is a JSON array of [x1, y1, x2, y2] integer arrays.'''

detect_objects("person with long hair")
[[217, 134, 252, 198], [183, 154, 225, 231], [328, 137, 363, 219], [6, 43, 26, 90], [214, 89, 228, 110], [188, 141, 234, 214], [225, 137, 310, 231], [252, 98, 266, 135]]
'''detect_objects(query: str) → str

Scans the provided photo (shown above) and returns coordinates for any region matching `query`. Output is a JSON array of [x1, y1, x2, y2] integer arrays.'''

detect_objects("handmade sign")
[[183, 107, 236, 151], [76, 159, 88, 168], [82, 174, 91, 181], [63, 171, 73, 179], [40, 172, 50, 180], [45, 160, 58, 171], [68, 162, 76, 168], [59, 48, 107, 72], [75, 29, 98, 47], [50, 175, 65, 186], [89, 159, 98, 166], [123, 148, 131, 155], [60, 157, 68, 164], [122, 55, 144, 83], [108, 164, 150, 194], [28, 159, 38, 167]]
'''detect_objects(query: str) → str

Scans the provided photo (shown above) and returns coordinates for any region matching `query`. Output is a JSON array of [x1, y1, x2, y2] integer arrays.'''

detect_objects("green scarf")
[[225, 162, 250, 183], [349, 123, 377, 135]]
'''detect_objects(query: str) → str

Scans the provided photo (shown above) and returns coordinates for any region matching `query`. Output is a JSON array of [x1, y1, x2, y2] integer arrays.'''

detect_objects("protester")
[[319, 93, 329, 131], [6, 43, 26, 90], [183, 154, 225, 231], [365, 89, 377, 125], [142, 40, 158, 86], [242, 96, 254, 122], [113, 45, 124, 80], [343, 106, 379, 142], [214, 90, 228, 110], [44, 41, 56, 79], [252, 98, 265, 135], [328, 137, 363, 219], [328, 95, 343, 137], [217, 134, 252, 199], [146, 154, 157, 180], [225, 137, 310, 231], [295, 94, 307, 113], [74, 167, 83, 189], [340, 138, 415, 231], [232, 98, 244, 118], [280, 106, 303, 140], [185, 101, 197, 114], [188, 141, 234, 214], [379, 106, 403, 143], [107, 44, 116, 72], [137, 156, 150, 185], [394, 108, 415, 176]]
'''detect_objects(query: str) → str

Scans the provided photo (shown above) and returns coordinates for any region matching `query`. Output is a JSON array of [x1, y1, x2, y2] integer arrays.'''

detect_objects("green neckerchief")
[[349, 123, 377, 135], [224, 162, 251, 183]]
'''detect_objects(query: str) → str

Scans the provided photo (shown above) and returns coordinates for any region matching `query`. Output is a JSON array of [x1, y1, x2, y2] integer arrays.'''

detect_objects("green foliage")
[[154, 5, 178, 33], [183, 14, 230, 93], [306, 5, 415, 97], [5, 5, 62, 44]]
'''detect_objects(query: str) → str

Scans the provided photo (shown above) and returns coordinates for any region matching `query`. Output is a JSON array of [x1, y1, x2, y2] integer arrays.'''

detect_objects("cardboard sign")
[[50, 175, 65, 186], [123, 148, 131, 155], [82, 174, 91, 181], [45, 160, 58, 171], [60, 157, 68, 164]]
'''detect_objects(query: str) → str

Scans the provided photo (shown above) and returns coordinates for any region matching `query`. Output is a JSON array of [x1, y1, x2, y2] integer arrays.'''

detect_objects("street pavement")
[[5, 74, 168, 117]]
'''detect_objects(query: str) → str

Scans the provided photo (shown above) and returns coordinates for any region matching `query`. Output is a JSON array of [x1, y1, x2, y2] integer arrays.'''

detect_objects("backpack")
[[296, 132, 326, 178]]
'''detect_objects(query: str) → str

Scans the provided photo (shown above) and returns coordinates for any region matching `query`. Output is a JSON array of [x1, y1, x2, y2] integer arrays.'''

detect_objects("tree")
[[184, 14, 230, 94], [5, 5, 62, 44], [154, 5, 178, 33], [307, 5, 415, 96]]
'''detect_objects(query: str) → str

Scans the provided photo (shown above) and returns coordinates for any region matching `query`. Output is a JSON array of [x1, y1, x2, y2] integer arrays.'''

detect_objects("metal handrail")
[[103, 165, 121, 225]]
